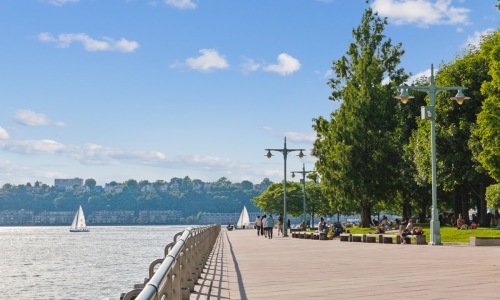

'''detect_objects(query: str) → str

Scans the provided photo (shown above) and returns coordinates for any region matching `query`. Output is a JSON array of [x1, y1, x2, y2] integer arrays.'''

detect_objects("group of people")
[[317, 217, 345, 237], [254, 213, 291, 239], [398, 218, 424, 244]]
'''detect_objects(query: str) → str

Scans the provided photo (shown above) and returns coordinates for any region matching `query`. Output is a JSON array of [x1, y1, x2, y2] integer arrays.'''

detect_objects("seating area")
[[339, 233, 427, 245], [291, 231, 328, 240]]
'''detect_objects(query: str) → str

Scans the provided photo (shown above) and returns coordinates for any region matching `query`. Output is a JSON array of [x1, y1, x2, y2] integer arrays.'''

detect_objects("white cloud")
[[0, 127, 9, 140], [323, 69, 333, 78], [184, 49, 229, 72], [165, 0, 197, 9], [463, 28, 495, 48], [382, 68, 432, 85], [14, 110, 66, 127], [284, 131, 316, 143], [0, 139, 68, 154], [0, 138, 243, 173], [406, 69, 432, 84], [42, 0, 79, 6], [38, 32, 139, 53], [240, 57, 261, 74], [263, 53, 301, 76], [371, 0, 470, 27]]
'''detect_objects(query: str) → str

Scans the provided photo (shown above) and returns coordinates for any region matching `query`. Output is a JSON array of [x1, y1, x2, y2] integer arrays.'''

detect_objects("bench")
[[339, 233, 366, 242], [339, 233, 351, 242], [312, 232, 327, 240], [352, 234, 366, 242], [365, 234, 382, 243], [470, 237, 500, 246], [402, 235, 426, 245]]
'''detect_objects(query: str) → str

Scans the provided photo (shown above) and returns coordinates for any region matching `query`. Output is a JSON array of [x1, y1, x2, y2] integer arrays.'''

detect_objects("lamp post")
[[291, 163, 312, 225], [265, 137, 305, 237], [395, 64, 469, 245]]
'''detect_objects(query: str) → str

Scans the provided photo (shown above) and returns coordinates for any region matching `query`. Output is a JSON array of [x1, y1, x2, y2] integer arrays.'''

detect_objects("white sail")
[[236, 206, 250, 228], [70, 205, 89, 232]]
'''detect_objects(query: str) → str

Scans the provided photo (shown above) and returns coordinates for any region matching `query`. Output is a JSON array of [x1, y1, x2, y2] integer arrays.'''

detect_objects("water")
[[0, 225, 189, 299]]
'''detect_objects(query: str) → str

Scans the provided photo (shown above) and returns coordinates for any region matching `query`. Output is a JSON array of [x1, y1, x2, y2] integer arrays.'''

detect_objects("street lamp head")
[[451, 90, 470, 105], [291, 172, 295, 178], [266, 150, 273, 159], [395, 84, 414, 104], [297, 150, 305, 159]]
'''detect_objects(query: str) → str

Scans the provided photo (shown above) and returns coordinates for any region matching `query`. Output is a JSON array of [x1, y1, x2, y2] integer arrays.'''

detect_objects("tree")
[[240, 180, 254, 191], [434, 44, 495, 224], [252, 182, 303, 216], [486, 184, 500, 210], [473, 28, 500, 183], [312, 4, 406, 227], [84, 178, 97, 190]]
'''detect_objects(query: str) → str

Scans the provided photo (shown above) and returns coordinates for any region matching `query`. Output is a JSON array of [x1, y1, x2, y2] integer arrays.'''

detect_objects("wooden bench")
[[339, 233, 366, 242], [365, 234, 382, 243], [403, 235, 426, 245], [338, 233, 426, 245], [470, 237, 500, 246], [312, 232, 327, 240], [339, 233, 351, 242], [352, 234, 366, 242]]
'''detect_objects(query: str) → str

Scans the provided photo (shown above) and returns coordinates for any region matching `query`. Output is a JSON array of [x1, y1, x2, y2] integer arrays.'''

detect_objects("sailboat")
[[70, 205, 90, 232], [236, 205, 251, 229]]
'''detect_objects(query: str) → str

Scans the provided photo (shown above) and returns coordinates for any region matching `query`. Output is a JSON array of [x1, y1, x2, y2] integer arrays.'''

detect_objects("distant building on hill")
[[54, 178, 84, 189], [138, 210, 182, 224]]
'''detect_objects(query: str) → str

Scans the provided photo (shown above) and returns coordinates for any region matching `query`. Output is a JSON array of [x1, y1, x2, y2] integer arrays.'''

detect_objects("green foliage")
[[251, 181, 330, 218], [486, 184, 500, 209], [0, 177, 266, 218], [84, 178, 97, 190], [312, 5, 407, 227], [473, 28, 500, 183]]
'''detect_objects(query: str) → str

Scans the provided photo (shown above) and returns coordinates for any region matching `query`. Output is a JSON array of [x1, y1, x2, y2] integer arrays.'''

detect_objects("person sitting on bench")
[[400, 219, 414, 244]]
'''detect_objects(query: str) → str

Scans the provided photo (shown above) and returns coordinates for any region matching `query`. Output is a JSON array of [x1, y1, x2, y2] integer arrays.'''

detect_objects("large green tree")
[[472, 28, 500, 212], [312, 4, 407, 227]]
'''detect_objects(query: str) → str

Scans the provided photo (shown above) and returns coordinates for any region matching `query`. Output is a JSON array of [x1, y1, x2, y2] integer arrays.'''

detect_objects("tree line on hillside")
[[253, 3, 500, 228], [0, 177, 269, 218]]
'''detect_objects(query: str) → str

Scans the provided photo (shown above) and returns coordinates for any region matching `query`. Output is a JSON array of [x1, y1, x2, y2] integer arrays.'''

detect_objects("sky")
[[0, 0, 498, 187]]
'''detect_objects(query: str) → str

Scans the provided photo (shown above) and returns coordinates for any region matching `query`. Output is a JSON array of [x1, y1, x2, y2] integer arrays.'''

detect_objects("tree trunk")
[[360, 201, 372, 228], [459, 184, 470, 223], [477, 182, 488, 226], [453, 186, 461, 223], [402, 200, 412, 221]]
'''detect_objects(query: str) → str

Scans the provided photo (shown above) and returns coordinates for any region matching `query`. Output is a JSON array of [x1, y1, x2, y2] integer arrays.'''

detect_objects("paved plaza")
[[191, 228, 500, 300]]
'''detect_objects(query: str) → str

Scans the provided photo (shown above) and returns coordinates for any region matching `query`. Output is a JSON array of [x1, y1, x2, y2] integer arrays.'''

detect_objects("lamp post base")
[[428, 219, 442, 245]]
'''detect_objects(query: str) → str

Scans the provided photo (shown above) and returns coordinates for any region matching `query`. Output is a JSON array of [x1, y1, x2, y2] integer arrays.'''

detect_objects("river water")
[[0, 225, 189, 299]]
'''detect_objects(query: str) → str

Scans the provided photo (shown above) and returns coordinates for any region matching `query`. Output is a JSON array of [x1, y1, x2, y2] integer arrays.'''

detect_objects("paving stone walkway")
[[191, 229, 500, 300]]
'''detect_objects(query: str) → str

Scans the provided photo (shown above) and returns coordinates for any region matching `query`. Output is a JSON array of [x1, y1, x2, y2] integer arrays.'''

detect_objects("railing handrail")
[[121, 224, 220, 300]]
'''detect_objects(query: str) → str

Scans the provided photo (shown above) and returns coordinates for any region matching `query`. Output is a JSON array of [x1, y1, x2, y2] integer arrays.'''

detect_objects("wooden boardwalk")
[[191, 229, 500, 299]]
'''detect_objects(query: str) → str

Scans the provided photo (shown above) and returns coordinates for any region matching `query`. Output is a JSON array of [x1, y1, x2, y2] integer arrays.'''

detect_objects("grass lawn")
[[346, 223, 500, 243]]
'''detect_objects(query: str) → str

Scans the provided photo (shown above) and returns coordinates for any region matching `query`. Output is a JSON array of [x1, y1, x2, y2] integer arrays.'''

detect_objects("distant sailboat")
[[236, 205, 251, 228], [70, 205, 90, 232]]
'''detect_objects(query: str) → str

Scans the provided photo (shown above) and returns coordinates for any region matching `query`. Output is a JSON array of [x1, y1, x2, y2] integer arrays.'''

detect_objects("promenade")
[[191, 228, 500, 300]]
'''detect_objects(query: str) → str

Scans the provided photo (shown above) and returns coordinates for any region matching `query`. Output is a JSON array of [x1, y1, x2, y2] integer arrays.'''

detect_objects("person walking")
[[255, 216, 262, 236], [277, 213, 284, 236], [266, 213, 275, 239], [261, 215, 267, 237]]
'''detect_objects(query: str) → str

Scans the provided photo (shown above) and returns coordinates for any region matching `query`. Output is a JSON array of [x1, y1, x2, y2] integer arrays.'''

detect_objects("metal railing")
[[121, 224, 221, 300]]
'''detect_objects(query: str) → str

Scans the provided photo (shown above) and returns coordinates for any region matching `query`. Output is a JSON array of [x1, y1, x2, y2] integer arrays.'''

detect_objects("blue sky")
[[0, 0, 498, 186]]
